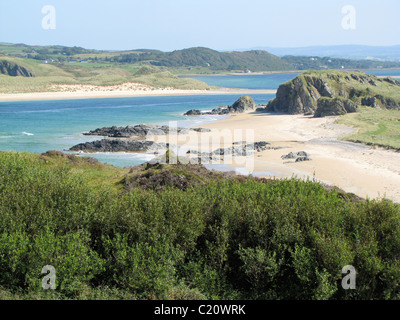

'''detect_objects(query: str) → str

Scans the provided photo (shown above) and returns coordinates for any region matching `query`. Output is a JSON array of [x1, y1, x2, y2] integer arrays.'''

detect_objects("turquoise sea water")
[[0, 94, 274, 167], [186, 69, 400, 89], [364, 69, 400, 77], [185, 72, 299, 89]]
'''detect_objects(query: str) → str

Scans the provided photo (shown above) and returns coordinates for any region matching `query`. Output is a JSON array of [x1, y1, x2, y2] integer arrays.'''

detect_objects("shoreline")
[[180, 68, 400, 77], [183, 111, 400, 203], [180, 70, 301, 77], [0, 87, 276, 102]]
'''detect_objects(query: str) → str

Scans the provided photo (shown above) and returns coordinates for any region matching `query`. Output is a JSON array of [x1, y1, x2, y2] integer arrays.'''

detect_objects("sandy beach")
[[170, 111, 400, 203], [0, 83, 276, 102]]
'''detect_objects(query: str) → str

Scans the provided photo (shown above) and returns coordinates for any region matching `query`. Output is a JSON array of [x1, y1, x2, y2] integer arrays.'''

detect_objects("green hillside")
[[148, 47, 291, 71], [282, 55, 400, 70], [0, 55, 210, 93]]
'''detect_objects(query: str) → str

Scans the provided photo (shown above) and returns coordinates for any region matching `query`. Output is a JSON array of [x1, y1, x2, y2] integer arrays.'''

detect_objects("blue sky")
[[0, 0, 399, 51]]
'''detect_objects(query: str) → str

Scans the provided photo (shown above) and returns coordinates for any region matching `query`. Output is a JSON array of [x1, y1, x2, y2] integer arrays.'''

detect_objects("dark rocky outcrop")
[[314, 97, 358, 117], [295, 156, 312, 162], [263, 71, 400, 116], [83, 124, 210, 138], [184, 96, 257, 116], [69, 139, 169, 153], [184, 109, 202, 116], [186, 141, 280, 160], [281, 151, 312, 162], [191, 128, 212, 133], [230, 95, 256, 113], [361, 97, 379, 108], [0, 60, 35, 77], [265, 75, 332, 115], [383, 77, 400, 86], [281, 151, 310, 159]]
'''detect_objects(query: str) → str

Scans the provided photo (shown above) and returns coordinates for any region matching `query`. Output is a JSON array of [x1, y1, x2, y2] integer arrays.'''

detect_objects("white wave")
[[22, 132, 34, 136]]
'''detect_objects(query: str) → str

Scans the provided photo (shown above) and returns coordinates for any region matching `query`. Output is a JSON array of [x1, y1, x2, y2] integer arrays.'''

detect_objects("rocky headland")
[[259, 70, 400, 117]]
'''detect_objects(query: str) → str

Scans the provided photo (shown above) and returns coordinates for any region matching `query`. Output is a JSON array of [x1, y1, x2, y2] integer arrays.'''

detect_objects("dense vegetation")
[[0, 150, 399, 300], [115, 47, 291, 72]]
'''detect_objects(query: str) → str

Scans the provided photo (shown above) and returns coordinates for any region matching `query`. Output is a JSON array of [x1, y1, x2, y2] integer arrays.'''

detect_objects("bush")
[[0, 151, 399, 300]]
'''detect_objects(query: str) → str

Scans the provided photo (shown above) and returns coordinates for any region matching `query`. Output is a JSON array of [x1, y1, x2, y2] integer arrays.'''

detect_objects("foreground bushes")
[[0, 151, 399, 300]]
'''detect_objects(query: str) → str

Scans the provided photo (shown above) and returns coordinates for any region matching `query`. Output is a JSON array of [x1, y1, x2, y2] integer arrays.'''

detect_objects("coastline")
[[0, 86, 276, 102], [183, 110, 400, 203], [179, 70, 301, 77]]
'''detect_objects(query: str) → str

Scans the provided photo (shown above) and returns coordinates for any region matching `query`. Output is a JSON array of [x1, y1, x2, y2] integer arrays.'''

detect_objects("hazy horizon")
[[0, 0, 399, 52], [1, 41, 400, 54]]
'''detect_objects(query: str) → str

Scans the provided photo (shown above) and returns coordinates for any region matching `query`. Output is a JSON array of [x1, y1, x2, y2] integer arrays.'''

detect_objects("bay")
[[0, 93, 274, 167]]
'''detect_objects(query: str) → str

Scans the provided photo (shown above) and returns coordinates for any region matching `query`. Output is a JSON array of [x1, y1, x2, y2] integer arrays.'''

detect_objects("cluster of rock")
[[186, 141, 280, 161], [281, 151, 312, 162], [83, 124, 211, 138], [69, 139, 169, 153], [0, 60, 35, 77], [184, 96, 257, 116], [260, 71, 400, 117]]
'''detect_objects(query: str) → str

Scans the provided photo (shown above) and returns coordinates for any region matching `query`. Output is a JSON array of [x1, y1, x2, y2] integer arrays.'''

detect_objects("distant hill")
[[111, 47, 291, 72], [245, 45, 400, 62], [1, 43, 400, 81], [281, 55, 400, 71], [104, 46, 400, 72]]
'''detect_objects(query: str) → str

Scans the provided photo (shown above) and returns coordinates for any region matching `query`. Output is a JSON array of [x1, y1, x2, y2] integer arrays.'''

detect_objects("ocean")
[[0, 94, 275, 167], [1, 70, 399, 168]]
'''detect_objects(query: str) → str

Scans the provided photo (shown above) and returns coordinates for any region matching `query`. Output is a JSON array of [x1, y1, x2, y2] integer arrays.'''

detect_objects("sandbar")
[[0, 83, 276, 102]]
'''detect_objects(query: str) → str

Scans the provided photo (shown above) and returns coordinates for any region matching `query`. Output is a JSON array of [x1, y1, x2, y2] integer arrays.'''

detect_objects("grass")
[[38, 151, 126, 191], [131, 69, 211, 89], [314, 70, 400, 102], [336, 106, 400, 150]]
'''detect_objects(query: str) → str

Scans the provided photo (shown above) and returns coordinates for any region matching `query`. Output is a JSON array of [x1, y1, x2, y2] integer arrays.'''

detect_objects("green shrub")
[[0, 151, 399, 300], [102, 234, 183, 299]]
